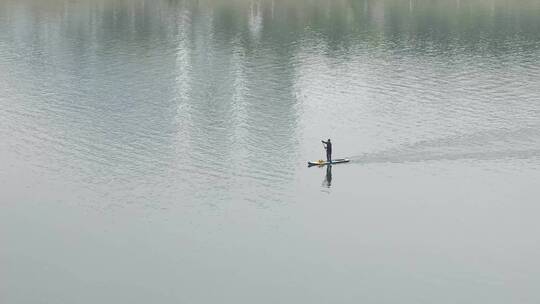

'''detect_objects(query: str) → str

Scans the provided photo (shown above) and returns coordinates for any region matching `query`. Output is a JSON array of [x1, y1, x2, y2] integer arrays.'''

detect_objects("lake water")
[[1, 0, 540, 302]]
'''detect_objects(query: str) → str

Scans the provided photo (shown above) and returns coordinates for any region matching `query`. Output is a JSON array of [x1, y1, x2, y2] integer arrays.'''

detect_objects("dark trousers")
[[326, 151, 331, 162]]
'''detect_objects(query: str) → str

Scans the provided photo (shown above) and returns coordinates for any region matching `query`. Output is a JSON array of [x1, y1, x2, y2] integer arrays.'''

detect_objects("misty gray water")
[[1, 0, 540, 303]]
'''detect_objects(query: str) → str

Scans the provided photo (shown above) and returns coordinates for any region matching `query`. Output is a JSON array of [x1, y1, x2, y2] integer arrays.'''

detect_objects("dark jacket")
[[322, 140, 332, 154]]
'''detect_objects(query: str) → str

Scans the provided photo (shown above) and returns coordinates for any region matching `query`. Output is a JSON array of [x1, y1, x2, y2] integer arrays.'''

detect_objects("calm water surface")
[[1, 0, 540, 303]]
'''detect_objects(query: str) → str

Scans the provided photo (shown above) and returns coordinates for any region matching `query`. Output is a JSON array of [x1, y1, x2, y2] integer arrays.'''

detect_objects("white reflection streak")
[[175, 8, 191, 103], [174, 6, 193, 151], [248, 0, 262, 40], [231, 36, 248, 147]]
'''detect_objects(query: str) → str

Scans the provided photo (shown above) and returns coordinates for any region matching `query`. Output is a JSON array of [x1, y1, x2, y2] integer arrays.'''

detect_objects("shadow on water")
[[322, 165, 332, 188]]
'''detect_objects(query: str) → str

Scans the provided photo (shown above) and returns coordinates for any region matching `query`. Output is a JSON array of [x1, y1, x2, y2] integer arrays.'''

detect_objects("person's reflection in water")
[[323, 164, 332, 187]]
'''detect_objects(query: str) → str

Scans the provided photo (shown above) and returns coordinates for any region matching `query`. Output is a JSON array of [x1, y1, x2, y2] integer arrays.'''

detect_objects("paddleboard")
[[307, 158, 350, 167]]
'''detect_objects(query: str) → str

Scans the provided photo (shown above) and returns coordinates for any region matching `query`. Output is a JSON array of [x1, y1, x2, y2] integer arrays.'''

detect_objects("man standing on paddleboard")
[[322, 139, 332, 163]]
